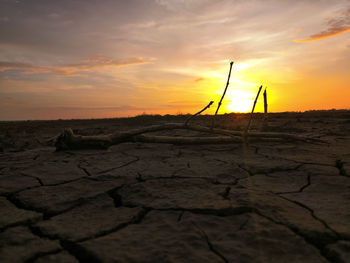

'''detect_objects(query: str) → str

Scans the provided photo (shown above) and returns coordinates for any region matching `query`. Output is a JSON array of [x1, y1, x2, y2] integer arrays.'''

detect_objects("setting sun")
[[225, 90, 255, 113]]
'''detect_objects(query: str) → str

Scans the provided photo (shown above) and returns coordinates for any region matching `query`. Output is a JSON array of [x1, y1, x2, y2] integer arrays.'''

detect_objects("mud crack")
[[192, 222, 229, 263], [275, 175, 311, 195]]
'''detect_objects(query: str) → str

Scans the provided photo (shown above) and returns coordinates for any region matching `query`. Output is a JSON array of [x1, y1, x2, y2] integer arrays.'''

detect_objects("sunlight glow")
[[203, 65, 266, 114], [233, 62, 250, 72], [225, 90, 255, 113]]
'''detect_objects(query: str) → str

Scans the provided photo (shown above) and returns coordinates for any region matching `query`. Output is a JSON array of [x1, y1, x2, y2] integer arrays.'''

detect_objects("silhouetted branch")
[[263, 87, 268, 116], [211, 61, 234, 129], [262, 87, 268, 129], [185, 101, 214, 126], [244, 85, 262, 137]]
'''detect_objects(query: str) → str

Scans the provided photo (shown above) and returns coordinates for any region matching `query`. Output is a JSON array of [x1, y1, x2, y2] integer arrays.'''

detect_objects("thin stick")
[[185, 101, 214, 126], [262, 87, 268, 128], [211, 61, 234, 129], [263, 87, 268, 115], [244, 85, 262, 136]]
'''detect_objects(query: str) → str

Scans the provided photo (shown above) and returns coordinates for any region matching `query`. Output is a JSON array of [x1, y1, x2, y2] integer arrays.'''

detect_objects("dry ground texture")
[[0, 111, 350, 263]]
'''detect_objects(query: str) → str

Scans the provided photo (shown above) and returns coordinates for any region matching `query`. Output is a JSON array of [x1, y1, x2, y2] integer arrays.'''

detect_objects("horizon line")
[[1, 108, 349, 122]]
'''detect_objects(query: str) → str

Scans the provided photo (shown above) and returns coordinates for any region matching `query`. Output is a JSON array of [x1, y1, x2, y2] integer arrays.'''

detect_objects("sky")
[[0, 0, 350, 120]]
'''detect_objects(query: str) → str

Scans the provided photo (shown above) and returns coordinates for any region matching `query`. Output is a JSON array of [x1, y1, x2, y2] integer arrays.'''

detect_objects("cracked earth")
[[0, 112, 350, 263]]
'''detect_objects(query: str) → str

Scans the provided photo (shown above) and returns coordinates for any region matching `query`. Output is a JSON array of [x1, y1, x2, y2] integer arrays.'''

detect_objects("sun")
[[224, 90, 254, 113], [226, 99, 252, 113]]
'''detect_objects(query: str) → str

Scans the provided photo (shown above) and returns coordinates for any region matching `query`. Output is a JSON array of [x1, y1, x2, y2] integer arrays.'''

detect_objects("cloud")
[[154, 0, 185, 11], [0, 55, 149, 75], [295, 8, 350, 42], [58, 55, 149, 75], [0, 61, 37, 71]]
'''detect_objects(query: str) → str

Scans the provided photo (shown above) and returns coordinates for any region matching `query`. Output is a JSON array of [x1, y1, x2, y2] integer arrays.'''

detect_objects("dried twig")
[[134, 134, 241, 144], [244, 85, 262, 137], [263, 87, 268, 116], [185, 101, 214, 126], [55, 122, 323, 151], [262, 87, 268, 129], [211, 61, 234, 129]]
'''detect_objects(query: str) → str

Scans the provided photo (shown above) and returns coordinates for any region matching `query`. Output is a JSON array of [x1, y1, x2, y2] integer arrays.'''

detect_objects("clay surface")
[[0, 112, 349, 262]]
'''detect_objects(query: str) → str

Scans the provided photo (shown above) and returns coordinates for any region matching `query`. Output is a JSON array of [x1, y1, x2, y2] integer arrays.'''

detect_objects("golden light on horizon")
[[206, 62, 266, 114]]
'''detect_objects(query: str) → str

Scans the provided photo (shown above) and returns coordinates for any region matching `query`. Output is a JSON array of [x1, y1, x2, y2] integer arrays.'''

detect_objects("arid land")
[[0, 111, 350, 263]]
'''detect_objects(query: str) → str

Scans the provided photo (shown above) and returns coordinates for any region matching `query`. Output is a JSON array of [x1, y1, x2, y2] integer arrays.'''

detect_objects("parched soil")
[[0, 111, 350, 263]]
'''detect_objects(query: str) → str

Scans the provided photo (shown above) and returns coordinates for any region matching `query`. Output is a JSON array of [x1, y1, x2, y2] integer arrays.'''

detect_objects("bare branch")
[[263, 87, 268, 116], [134, 134, 241, 144], [185, 101, 214, 126], [262, 87, 268, 129], [244, 85, 262, 136], [211, 61, 234, 129], [55, 123, 324, 151]]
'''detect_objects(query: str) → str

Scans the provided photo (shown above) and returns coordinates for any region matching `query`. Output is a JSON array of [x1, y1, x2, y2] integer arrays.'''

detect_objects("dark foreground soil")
[[0, 111, 350, 263]]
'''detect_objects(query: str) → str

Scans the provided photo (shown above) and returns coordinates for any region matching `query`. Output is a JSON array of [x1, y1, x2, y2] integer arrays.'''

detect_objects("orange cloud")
[[295, 8, 350, 42], [0, 55, 149, 75], [194, 77, 204, 82], [0, 62, 36, 71]]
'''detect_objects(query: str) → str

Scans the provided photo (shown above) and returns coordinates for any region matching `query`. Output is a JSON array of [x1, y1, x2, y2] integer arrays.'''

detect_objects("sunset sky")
[[1, 0, 350, 120]]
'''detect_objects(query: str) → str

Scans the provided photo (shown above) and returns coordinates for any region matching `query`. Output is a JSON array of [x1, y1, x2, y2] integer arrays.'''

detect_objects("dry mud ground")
[[0, 111, 350, 263]]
